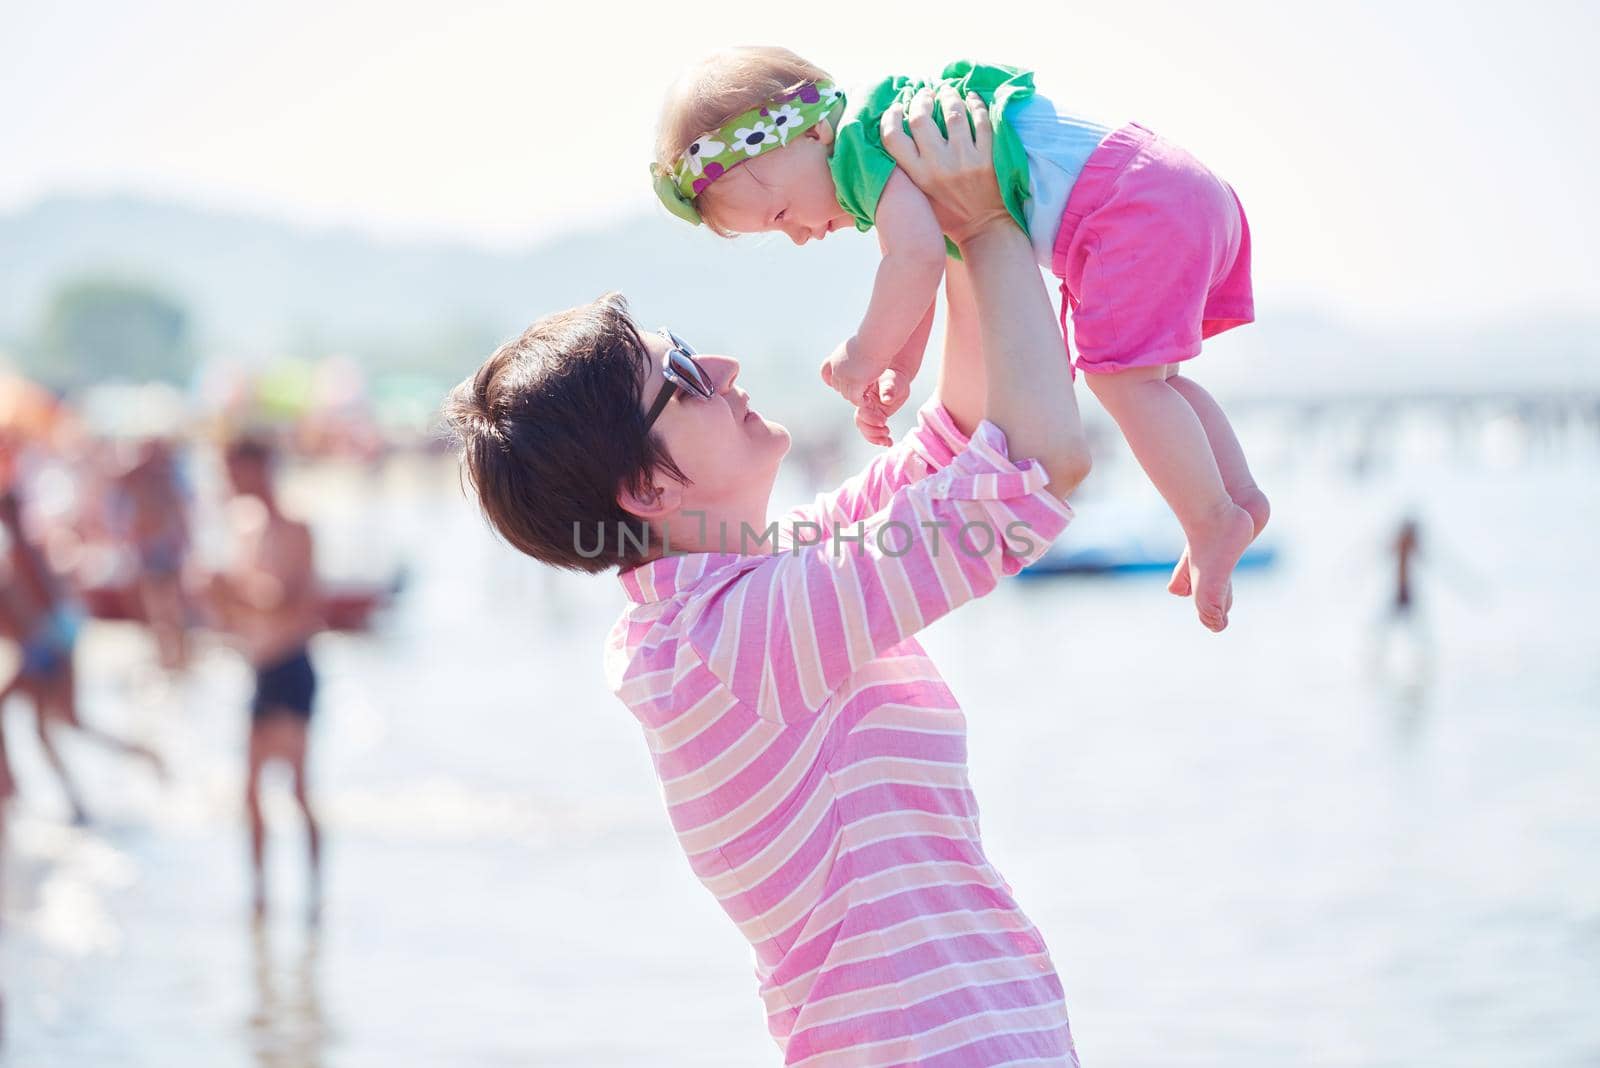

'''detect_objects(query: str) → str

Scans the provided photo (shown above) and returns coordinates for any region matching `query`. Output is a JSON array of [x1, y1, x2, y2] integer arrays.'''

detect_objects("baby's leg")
[[1165, 373, 1271, 597], [1086, 365, 1254, 631]]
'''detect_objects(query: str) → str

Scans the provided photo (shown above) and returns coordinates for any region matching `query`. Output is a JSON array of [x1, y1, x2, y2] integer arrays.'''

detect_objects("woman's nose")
[[701, 354, 741, 393], [783, 223, 810, 246]]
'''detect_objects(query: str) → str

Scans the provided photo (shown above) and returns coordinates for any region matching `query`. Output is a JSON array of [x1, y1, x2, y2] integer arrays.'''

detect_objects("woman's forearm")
[[934, 258, 985, 437], [958, 226, 1089, 499]]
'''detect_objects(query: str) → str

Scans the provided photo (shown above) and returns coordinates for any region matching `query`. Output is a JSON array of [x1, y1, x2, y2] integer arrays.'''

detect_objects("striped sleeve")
[[689, 420, 1073, 725], [785, 402, 974, 532]]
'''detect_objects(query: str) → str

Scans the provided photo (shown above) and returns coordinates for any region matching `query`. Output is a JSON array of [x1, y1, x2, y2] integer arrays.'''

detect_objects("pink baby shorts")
[[1051, 122, 1254, 374]]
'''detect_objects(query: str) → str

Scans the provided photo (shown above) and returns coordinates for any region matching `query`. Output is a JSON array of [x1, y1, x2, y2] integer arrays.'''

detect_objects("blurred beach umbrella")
[[0, 373, 73, 491], [0, 373, 68, 439]]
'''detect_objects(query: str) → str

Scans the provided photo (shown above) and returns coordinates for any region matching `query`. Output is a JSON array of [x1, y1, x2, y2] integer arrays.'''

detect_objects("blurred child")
[[202, 439, 323, 919]]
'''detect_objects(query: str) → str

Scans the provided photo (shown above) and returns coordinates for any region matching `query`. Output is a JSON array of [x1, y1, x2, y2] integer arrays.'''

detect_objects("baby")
[[651, 47, 1268, 632]]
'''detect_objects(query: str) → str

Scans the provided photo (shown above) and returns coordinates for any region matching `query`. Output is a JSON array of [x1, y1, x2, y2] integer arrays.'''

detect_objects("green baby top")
[[829, 61, 1037, 257]]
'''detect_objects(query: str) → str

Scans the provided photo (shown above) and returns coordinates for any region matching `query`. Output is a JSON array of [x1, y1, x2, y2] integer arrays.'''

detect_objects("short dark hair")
[[441, 293, 684, 573]]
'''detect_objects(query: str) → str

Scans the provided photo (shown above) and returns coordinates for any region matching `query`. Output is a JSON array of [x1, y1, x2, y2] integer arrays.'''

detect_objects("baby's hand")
[[820, 337, 892, 412], [822, 361, 903, 448], [880, 342, 924, 417]]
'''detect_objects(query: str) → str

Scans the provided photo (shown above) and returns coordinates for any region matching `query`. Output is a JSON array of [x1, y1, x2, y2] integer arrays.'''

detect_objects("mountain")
[[1, 195, 1594, 405], [1, 196, 910, 418]]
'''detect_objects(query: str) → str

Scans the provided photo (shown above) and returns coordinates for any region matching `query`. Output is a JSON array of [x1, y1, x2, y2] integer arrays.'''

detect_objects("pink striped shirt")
[[605, 405, 1080, 1066]]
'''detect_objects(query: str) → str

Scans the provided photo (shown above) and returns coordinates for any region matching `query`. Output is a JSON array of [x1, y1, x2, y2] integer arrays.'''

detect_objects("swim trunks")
[[251, 647, 316, 721]]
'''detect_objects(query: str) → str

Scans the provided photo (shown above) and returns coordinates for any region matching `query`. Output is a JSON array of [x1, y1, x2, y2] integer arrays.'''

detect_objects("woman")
[[446, 87, 1092, 1065]]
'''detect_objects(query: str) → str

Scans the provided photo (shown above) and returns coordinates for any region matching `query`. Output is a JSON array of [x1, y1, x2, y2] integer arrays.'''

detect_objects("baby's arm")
[[821, 168, 947, 409], [849, 296, 936, 447]]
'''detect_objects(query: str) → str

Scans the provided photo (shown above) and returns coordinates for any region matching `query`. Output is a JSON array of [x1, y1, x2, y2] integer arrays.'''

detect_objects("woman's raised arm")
[[881, 87, 1091, 500]]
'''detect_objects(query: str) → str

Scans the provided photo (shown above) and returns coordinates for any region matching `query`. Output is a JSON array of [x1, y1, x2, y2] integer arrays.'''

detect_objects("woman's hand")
[[879, 86, 1011, 249]]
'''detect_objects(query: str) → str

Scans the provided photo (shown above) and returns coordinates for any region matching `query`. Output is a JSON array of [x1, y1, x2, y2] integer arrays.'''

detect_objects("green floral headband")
[[651, 82, 844, 226]]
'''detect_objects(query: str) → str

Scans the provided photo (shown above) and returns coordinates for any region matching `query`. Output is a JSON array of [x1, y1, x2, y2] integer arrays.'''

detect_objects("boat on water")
[[1018, 495, 1279, 579]]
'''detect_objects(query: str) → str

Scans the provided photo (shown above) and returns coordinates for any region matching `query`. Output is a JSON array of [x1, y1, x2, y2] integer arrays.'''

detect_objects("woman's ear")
[[617, 477, 683, 521]]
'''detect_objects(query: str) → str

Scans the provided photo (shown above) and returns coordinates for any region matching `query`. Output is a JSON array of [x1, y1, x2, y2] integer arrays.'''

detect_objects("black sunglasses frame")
[[642, 329, 715, 431]]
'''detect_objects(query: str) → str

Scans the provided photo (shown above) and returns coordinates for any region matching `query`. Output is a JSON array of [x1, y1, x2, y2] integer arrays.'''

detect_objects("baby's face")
[[701, 129, 855, 246]]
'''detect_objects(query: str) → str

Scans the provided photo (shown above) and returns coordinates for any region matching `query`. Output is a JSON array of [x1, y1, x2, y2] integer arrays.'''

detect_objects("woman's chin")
[[759, 418, 793, 451]]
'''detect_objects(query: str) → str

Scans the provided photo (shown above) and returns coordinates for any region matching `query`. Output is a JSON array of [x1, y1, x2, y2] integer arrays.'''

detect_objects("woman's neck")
[[648, 499, 776, 559]]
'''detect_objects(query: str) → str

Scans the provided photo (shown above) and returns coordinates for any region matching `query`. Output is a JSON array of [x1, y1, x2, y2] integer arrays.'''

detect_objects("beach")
[[3, 411, 1598, 1067]]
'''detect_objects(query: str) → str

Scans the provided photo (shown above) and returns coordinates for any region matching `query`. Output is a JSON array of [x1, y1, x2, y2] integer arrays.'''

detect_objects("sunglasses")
[[642, 328, 716, 431]]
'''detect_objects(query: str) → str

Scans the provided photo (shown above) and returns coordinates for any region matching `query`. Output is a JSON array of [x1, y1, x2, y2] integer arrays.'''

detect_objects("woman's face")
[[637, 329, 790, 524]]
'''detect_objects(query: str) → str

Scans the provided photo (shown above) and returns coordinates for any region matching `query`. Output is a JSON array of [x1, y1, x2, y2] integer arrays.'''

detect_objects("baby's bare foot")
[[1182, 501, 1257, 632], [1169, 484, 1271, 598]]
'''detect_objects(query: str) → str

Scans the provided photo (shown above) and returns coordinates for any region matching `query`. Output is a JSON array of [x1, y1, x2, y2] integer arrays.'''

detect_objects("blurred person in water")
[[1371, 513, 1492, 692], [0, 489, 164, 823], [202, 438, 324, 919], [109, 437, 193, 672]]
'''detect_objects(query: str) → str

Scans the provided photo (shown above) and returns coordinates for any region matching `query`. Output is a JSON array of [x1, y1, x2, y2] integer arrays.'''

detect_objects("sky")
[[4, 0, 1598, 323]]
